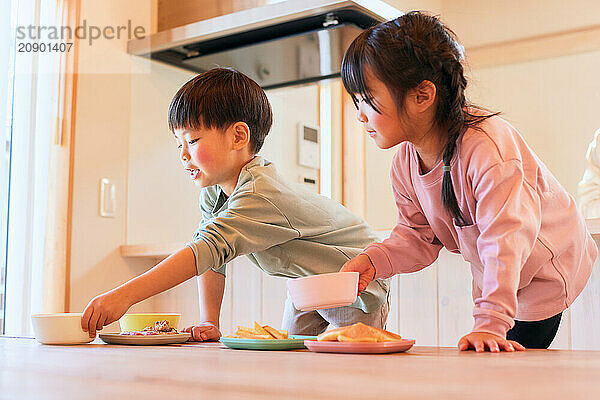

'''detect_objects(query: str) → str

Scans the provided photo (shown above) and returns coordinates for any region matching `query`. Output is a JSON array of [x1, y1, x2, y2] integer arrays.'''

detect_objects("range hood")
[[127, 0, 402, 89]]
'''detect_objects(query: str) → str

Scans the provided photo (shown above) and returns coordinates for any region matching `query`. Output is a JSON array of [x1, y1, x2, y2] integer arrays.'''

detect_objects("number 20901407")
[[18, 42, 73, 53]]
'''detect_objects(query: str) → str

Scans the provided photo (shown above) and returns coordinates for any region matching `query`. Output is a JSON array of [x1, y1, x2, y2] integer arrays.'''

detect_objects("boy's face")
[[173, 126, 235, 188]]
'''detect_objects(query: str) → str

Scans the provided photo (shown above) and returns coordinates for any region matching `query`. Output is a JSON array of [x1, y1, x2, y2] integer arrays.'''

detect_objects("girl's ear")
[[230, 122, 251, 150], [413, 80, 437, 110]]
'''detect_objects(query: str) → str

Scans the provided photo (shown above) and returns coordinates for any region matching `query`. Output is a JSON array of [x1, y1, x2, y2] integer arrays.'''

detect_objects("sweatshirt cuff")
[[472, 308, 515, 338], [186, 240, 215, 276], [362, 244, 394, 280]]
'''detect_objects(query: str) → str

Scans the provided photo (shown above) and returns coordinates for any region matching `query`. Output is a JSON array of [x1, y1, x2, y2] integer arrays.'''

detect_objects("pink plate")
[[304, 339, 415, 354]]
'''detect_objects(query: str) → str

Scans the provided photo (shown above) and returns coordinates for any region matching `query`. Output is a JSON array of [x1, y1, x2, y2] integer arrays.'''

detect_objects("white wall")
[[467, 50, 600, 195], [127, 61, 197, 245], [442, 0, 600, 48]]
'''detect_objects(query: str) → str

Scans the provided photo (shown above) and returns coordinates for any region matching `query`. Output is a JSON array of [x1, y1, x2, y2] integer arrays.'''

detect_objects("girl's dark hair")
[[341, 11, 498, 225], [168, 67, 273, 154]]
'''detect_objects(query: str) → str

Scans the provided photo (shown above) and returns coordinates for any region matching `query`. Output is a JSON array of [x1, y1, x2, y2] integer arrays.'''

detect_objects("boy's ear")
[[230, 122, 251, 150], [412, 80, 437, 111]]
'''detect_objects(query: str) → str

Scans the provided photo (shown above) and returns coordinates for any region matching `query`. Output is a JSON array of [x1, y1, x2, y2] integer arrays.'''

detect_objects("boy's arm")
[[183, 269, 226, 341], [197, 268, 225, 325], [81, 247, 197, 337], [189, 191, 300, 276]]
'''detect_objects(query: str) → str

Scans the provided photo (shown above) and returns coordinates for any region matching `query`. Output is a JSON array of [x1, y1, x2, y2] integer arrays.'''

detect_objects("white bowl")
[[286, 272, 359, 311], [31, 313, 95, 345]]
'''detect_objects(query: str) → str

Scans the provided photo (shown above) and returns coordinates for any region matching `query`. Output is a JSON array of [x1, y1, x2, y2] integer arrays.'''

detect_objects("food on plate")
[[227, 321, 289, 339], [317, 322, 403, 343], [120, 320, 179, 336]]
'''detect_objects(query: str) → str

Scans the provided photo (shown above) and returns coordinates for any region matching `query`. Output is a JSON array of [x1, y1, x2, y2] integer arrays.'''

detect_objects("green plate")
[[220, 335, 317, 350]]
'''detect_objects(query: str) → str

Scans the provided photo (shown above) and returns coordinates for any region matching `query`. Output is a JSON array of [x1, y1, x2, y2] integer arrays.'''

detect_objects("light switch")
[[99, 178, 116, 217]]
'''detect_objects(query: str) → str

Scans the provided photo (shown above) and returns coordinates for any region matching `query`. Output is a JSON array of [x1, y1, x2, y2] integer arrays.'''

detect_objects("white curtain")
[[3, 0, 60, 336]]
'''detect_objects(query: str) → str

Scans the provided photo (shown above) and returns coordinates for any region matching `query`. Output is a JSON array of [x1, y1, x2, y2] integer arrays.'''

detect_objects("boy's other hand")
[[340, 254, 376, 295], [457, 332, 526, 352], [81, 290, 132, 338], [184, 322, 221, 342]]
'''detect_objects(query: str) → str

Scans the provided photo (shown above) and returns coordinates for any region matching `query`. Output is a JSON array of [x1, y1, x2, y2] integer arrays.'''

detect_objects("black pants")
[[506, 312, 562, 349]]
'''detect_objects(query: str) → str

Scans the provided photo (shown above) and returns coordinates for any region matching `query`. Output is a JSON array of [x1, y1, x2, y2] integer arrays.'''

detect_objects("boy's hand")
[[81, 290, 132, 338], [340, 254, 376, 295], [458, 332, 525, 352], [183, 322, 221, 342]]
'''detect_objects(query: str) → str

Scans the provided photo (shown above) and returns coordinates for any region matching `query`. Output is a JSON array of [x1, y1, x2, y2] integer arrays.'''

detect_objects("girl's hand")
[[458, 332, 525, 352], [340, 254, 376, 294], [183, 322, 221, 342], [81, 289, 133, 338]]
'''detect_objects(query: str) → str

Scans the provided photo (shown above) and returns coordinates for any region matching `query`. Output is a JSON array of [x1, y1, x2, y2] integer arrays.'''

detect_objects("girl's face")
[[173, 127, 235, 188], [355, 68, 415, 149]]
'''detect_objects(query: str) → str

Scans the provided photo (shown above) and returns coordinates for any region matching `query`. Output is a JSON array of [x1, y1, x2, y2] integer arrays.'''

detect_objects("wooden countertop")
[[2, 336, 599, 399]]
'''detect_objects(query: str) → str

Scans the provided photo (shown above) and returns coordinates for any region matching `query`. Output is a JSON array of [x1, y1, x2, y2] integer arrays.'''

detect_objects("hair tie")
[[443, 165, 451, 172]]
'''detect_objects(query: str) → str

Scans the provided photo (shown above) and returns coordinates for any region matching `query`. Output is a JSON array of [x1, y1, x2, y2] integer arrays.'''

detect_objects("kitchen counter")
[[1, 336, 599, 399]]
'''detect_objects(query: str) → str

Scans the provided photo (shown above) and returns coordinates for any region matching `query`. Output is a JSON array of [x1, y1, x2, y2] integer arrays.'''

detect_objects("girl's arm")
[[471, 160, 541, 338], [81, 246, 197, 337]]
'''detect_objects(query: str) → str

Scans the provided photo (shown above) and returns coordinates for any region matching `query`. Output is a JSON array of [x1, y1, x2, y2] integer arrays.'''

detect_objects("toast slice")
[[317, 322, 402, 343], [263, 325, 287, 339], [254, 322, 273, 337]]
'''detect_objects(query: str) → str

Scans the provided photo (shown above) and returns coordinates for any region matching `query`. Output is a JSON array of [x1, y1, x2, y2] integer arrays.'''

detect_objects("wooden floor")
[[2, 337, 599, 399]]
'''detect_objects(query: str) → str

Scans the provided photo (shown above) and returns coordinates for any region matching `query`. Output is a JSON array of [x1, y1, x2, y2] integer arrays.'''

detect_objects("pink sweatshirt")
[[363, 115, 597, 338]]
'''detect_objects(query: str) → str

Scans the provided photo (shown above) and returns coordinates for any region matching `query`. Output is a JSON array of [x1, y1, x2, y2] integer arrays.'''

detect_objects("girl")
[[340, 11, 596, 352]]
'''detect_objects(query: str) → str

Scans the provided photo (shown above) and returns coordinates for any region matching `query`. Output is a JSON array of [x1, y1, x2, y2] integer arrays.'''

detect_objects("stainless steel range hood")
[[127, 0, 401, 89]]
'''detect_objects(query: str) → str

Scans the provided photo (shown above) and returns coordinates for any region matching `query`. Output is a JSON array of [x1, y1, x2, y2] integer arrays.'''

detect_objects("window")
[[2, 0, 58, 336], [0, 0, 17, 335]]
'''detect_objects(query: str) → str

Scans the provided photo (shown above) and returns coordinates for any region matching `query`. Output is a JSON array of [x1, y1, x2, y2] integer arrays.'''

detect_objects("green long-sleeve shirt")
[[187, 156, 389, 313]]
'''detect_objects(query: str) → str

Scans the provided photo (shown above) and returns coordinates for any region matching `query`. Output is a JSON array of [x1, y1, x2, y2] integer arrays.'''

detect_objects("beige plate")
[[99, 332, 190, 346]]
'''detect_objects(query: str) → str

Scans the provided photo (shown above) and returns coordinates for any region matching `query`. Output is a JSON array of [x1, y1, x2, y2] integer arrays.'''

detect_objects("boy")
[[81, 68, 389, 339]]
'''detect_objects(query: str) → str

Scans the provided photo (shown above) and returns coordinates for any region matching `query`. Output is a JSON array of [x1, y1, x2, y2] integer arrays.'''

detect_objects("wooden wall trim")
[[42, 0, 81, 313], [120, 243, 186, 258], [466, 25, 600, 69], [157, 0, 266, 31]]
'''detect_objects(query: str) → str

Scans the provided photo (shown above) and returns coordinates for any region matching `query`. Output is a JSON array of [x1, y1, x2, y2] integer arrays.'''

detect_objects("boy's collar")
[[216, 156, 270, 197], [242, 155, 268, 170]]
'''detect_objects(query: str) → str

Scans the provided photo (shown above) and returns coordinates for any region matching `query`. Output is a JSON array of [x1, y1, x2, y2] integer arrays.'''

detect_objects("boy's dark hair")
[[168, 67, 273, 154], [341, 11, 499, 226]]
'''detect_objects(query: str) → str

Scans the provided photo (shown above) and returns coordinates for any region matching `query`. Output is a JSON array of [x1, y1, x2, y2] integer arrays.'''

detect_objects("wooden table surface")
[[1, 336, 599, 399]]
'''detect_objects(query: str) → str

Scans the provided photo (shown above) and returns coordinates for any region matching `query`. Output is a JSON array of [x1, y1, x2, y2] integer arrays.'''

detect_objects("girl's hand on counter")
[[183, 322, 221, 342], [458, 332, 525, 352], [81, 289, 133, 338], [340, 254, 376, 294]]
